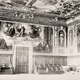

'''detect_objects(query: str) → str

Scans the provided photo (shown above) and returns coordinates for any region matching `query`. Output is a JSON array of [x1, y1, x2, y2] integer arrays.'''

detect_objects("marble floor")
[[0, 72, 80, 80]]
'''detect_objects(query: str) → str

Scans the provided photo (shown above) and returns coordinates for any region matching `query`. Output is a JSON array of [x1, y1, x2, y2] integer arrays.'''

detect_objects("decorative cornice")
[[66, 14, 80, 26], [0, 9, 67, 27]]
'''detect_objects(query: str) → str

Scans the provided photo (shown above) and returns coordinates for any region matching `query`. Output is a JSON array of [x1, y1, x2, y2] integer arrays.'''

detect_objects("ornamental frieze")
[[0, 10, 67, 26], [0, 11, 54, 22], [0, 11, 34, 19]]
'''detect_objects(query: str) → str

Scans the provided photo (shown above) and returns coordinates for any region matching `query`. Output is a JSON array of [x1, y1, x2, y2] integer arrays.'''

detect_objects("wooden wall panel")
[[34, 56, 67, 66], [0, 55, 11, 66], [54, 57, 59, 65], [58, 57, 63, 64], [63, 57, 67, 66], [16, 46, 29, 74]]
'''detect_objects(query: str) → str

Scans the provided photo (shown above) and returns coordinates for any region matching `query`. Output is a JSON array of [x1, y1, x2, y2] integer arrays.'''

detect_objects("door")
[[16, 46, 29, 74]]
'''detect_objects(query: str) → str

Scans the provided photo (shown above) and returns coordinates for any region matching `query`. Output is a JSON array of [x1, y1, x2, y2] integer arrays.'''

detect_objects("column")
[[12, 43, 16, 73], [52, 26, 54, 54], [67, 26, 70, 55], [40, 26, 44, 40], [48, 27, 51, 44], [68, 26, 69, 48], [33, 55, 35, 74], [29, 42, 33, 74], [0, 26, 2, 37]]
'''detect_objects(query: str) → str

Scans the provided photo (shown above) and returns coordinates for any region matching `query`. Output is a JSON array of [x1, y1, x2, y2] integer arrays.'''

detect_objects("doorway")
[[15, 46, 29, 74]]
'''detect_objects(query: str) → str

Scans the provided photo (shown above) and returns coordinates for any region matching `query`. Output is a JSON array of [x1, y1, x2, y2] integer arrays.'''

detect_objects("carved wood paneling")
[[67, 56, 80, 66], [16, 46, 29, 73], [34, 56, 67, 66], [0, 54, 11, 67], [58, 49, 65, 54], [69, 49, 73, 53]]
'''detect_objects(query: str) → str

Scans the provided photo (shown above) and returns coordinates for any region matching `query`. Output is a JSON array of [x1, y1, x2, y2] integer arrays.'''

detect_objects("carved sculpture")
[[3, 22, 15, 37], [29, 25, 41, 38], [17, 26, 25, 37], [54, 26, 58, 47], [59, 30, 65, 47]]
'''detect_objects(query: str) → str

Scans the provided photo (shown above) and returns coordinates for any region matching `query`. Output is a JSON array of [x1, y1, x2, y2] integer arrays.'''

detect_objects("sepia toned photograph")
[[0, 0, 80, 80]]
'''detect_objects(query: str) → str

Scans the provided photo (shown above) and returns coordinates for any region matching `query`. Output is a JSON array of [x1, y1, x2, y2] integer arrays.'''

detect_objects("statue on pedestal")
[[59, 30, 64, 47]]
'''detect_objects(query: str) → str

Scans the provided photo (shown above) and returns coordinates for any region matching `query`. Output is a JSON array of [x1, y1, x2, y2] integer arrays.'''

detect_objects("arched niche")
[[54, 26, 58, 47], [76, 23, 80, 53], [58, 28, 66, 47], [69, 30, 73, 46]]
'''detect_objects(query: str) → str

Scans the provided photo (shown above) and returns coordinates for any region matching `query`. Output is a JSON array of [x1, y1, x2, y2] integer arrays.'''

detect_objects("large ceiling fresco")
[[0, 0, 80, 18]]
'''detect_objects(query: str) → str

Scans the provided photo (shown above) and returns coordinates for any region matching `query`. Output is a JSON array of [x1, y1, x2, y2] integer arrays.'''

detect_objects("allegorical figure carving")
[[29, 25, 41, 38], [3, 22, 15, 37], [17, 26, 25, 37]]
